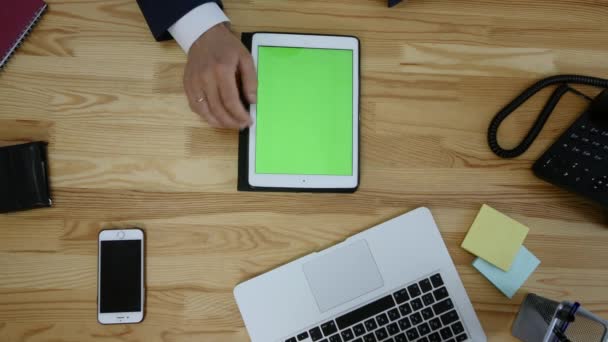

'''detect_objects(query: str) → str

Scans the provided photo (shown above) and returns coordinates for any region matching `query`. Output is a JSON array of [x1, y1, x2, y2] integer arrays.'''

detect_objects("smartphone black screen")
[[99, 240, 142, 313]]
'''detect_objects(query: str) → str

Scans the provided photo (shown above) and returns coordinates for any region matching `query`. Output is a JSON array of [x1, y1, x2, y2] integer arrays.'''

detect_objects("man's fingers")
[[194, 94, 220, 127], [203, 75, 241, 129], [185, 78, 206, 116], [238, 54, 258, 104], [185, 77, 218, 127], [218, 67, 251, 126]]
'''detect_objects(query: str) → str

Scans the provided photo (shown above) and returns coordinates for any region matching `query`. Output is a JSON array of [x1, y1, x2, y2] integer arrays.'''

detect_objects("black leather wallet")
[[0, 142, 52, 213]]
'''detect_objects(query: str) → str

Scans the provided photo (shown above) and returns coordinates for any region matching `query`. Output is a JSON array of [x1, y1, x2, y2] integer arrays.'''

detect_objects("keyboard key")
[[428, 332, 441, 342], [406, 327, 419, 340], [376, 313, 389, 326], [286, 338, 297, 342], [364, 318, 377, 331], [319, 340, 328, 342], [387, 322, 400, 335], [433, 287, 449, 301], [394, 333, 407, 342], [433, 298, 454, 315], [451, 322, 464, 335], [329, 334, 343, 342], [353, 324, 366, 337], [352, 339, 362, 342], [440, 310, 460, 326], [421, 307, 434, 320], [419, 338, 429, 342], [385, 339, 394, 342], [407, 284, 422, 298], [422, 293, 435, 306], [418, 322, 431, 336], [440, 327, 454, 339], [399, 303, 412, 316], [393, 289, 409, 304], [410, 312, 423, 325], [310, 327, 323, 341], [322, 321, 338, 336], [298, 332, 310, 340], [398, 317, 411, 330], [375, 327, 388, 340], [419, 279, 433, 293], [341, 329, 354, 341], [411, 298, 423, 311], [430, 274, 444, 288], [387, 308, 401, 321], [363, 333, 376, 342], [456, 333, 468, 341], [429, 317, 442, 331], [336, 295, 395, 330]]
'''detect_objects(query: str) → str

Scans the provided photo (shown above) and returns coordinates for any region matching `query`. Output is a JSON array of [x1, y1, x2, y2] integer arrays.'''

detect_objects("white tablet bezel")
[[248, 33, 359, 189]]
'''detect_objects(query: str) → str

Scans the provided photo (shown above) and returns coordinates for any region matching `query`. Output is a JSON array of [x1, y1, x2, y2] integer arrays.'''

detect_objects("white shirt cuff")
[[168, 3, 230, 53]]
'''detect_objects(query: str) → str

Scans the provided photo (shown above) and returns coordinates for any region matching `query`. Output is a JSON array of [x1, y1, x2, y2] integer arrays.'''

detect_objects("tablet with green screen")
[[248, 33, 359, 190]]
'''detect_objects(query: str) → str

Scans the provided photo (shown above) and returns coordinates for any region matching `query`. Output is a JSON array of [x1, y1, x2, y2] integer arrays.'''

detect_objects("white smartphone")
[[97, 229, 145, 324]]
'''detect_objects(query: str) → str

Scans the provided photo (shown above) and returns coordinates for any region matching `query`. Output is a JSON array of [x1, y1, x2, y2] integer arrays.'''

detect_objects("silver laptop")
[[234, 207, 486, 342]]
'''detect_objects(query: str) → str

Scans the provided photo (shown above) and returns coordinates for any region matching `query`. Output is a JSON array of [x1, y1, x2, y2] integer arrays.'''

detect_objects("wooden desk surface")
[[1, 0, 608, 340]]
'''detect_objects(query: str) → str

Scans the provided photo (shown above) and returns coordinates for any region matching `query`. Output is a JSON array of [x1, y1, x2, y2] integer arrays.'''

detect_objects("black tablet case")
[[237, 32, 360, 193]]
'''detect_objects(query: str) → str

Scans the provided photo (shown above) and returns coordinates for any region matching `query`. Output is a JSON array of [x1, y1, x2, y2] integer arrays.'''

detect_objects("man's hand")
[[184, 23, 257, 129]]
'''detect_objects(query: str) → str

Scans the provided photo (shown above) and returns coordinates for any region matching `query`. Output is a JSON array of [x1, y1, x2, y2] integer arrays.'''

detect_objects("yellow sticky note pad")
[[461, 204, 529, 271]]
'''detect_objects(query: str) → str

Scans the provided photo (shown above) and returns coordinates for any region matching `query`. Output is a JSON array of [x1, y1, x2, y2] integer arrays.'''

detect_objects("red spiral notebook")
[[0, 0, 47, 69]]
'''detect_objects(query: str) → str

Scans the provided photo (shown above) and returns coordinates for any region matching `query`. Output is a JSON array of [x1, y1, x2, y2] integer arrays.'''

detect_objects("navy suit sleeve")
[[137, 0, 223, 41]]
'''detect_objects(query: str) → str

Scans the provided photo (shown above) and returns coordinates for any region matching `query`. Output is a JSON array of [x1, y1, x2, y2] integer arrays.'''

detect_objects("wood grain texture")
[[1, 0, 608, 341]]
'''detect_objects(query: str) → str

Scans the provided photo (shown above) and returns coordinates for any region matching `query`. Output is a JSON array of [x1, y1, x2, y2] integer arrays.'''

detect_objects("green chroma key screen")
[[255, 46, 354, 175]]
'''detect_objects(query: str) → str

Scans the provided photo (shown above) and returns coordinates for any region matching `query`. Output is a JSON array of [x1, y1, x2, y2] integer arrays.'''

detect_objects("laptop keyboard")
[[284, 274, 468, 342]]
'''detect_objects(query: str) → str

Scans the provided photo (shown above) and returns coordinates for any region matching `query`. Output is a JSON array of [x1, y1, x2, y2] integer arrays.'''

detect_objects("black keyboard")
[[533, 107, 608, 208], [284, 273, 469, 342]]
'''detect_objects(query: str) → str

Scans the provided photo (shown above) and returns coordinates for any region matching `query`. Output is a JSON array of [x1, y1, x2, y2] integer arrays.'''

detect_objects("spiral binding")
[[0, 3, 48, 71]]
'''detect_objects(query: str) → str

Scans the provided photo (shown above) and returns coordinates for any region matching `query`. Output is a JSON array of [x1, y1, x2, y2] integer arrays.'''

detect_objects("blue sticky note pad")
[[473, 246, 540, 298]]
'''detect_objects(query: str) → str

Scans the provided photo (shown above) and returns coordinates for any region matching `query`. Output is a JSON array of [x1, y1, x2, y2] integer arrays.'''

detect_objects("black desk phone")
[[488, 75, 608, 209]]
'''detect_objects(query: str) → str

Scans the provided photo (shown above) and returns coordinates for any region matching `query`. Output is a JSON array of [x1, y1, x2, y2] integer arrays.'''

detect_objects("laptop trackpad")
[[303, 239, 384, 313]]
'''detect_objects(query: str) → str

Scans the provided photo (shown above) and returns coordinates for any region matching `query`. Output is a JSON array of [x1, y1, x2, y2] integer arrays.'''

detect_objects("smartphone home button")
[[117, 231, 125, 239]]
